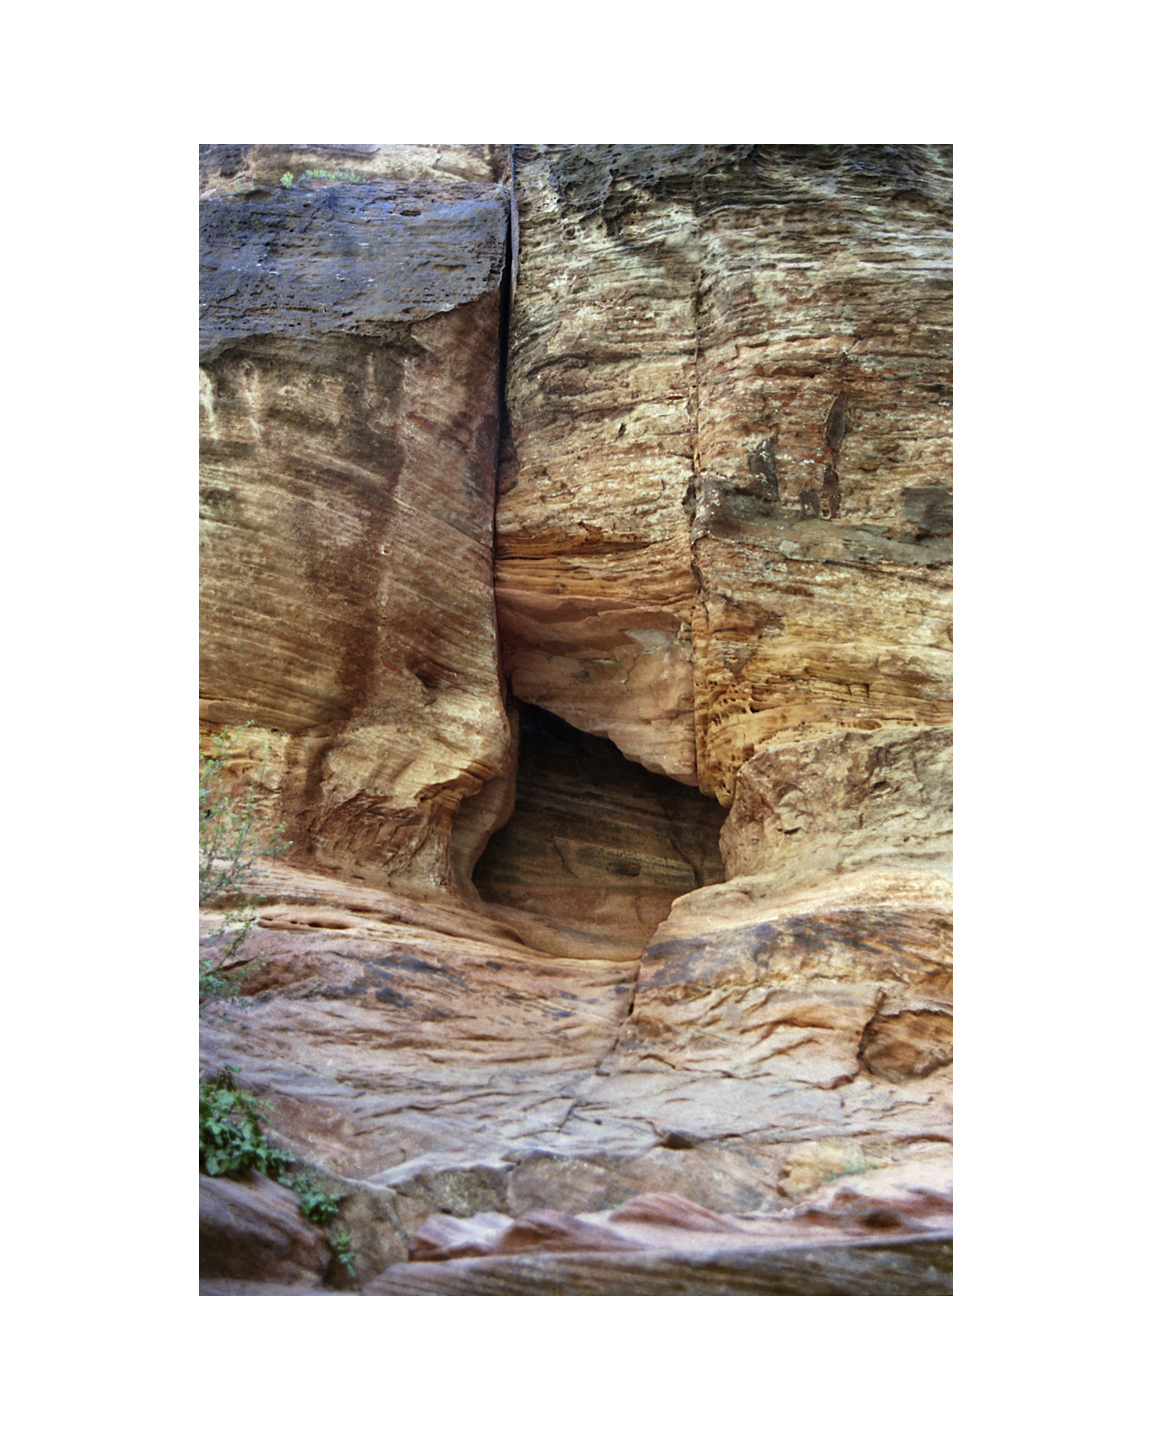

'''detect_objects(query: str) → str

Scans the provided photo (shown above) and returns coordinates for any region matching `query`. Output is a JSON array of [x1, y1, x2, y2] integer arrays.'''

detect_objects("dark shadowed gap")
[[471, 702, 727, 960], [495, 151, 517, 475]]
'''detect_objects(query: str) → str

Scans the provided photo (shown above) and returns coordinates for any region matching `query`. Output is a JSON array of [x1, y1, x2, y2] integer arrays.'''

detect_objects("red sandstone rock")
[[200, 148, 513, 897], [606, 1191, 745, 1232], [497, 145, 951, 803], [361, 1235, 953, 1295], [199, 145, 953, 1295], [199, 1172, 330, 1285]]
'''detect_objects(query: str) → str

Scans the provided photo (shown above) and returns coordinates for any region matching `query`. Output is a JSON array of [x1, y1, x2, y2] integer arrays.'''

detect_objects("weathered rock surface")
[[199, 144, 509, 198], [497, 144, 952, 800], [611, 723, 952, 1100], [200, 147, 512, 897], [199, 1171, 331, 1285], [364, 1234, 952, 1295], [472, 703, 726, 958], [202, 1186, 953, 1294], [200, 145, 952, 1295], [613, 869, 952, 1087], [721, 724, 953, 886], [200, 864, 950, 1291], [366, 1186, 951, 1295], [199, 177, 508, 360]]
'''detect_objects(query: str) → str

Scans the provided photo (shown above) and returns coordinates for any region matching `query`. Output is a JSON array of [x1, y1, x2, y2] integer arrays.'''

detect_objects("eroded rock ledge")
[[199, 144, 952, 1295]]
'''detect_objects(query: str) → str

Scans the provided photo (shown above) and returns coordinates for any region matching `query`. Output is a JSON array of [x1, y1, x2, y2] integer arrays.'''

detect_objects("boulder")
[[199, 1171, 329, 1285]]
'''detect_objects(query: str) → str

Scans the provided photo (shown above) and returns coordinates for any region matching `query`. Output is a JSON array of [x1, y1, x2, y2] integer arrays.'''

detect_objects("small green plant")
[[329, 1230, 355, 1275], [198, 954, 245, 1004], [199, 1073, 357, 1282], [283, 1174, 355, 1282], [199, 1068, 295, 1178], [283, 1171, 341, 1227], [199, 725, 288, 1006], [280, 171, 293, 187], [199, 732, 354, 1281]]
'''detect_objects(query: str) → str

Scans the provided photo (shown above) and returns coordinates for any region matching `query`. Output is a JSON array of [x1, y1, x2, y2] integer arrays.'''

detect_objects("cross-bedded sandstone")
[[199, 145, 952, 1294]]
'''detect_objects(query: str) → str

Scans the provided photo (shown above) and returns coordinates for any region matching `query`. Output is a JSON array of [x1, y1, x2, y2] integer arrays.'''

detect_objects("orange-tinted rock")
[[720, 725, 953, 887], [472, 704, 725, 958], [200, 146, 953, 1294], [200, 148, 512, 897], [613, 870, 952, 1088], [497, 145, 951, 801], [200, 863, 951, 1288], [689, 518, 952, 803], [496, 591, 698, 784]]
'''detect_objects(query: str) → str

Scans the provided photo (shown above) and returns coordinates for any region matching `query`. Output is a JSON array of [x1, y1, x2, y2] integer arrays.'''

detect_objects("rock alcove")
[[199, 144, 952, 1295], [471, 702, 727, 960]]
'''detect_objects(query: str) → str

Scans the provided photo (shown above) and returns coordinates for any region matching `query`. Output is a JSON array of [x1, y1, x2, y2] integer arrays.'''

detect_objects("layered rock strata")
[[472, 703, 726, 959], [200, 865, 951, 1293], [199, 144, 952, 1295], [199, 1171, 334, 1288], [496, 144, 952, 800], [199, 145, 513, 896]]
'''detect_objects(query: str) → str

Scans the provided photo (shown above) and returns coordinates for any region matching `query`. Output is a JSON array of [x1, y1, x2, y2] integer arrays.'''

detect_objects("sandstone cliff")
[[199, 144, 513, 896], [199, 143, 952, 1296]]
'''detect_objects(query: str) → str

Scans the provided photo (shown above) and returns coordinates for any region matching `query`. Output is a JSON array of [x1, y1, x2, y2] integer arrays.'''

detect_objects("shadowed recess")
[[472, 703, 726, 959]]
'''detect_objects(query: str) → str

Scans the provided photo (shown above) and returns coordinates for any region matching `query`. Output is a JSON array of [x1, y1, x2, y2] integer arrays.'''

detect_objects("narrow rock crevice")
[[495, 153, 518, 486]]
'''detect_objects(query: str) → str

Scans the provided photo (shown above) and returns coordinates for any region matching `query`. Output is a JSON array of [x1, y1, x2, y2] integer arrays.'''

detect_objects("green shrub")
[[282, 1171, 341, 1227], [329, 1230, 355, 1275], [199, 1069, 357, 1282], [280, 1174, 356, 1282], [199, 1068, 294, 1178]]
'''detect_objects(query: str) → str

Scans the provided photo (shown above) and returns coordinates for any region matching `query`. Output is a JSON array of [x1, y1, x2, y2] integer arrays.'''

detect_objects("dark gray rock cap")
[[200, 181, 509, 363]]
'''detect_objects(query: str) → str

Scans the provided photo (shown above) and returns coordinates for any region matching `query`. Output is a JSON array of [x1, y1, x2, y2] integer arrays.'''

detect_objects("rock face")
[[497, 144, 952, 801], [720, 724, 953, 887], [616, 869, 952, 1088], [368, 1188, 952, 1295], [199, 144, 952, 1295], [199, 145, 512, 897]]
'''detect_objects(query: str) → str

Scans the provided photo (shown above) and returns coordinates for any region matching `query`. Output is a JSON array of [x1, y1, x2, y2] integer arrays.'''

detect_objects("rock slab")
[[200, 150, 514, 896]]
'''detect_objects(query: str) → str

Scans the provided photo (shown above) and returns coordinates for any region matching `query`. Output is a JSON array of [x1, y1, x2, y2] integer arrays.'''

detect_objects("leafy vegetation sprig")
[[199, 1069, 357, 1283]]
